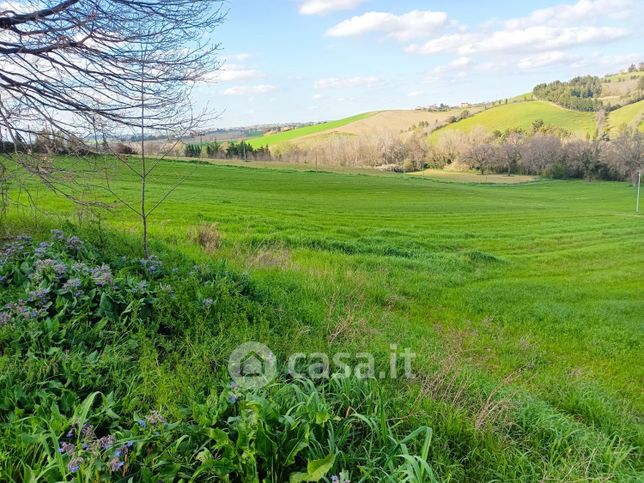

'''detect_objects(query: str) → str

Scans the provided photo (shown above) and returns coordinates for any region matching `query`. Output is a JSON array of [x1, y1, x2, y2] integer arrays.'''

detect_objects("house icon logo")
[[228, 342, 277, 389]]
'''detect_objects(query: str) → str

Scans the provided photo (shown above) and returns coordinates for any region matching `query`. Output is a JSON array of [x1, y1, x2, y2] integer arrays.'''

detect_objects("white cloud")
[[327, 10, 449, 41], [517, 51, 579, 70], [505, 0, 633, 29], [205, 64, 264, 83], [314, 76, 380, 89], [429, 56, 472, 79], [299, 0, 365, 16], [408, 26, 626, 56], [405, 34, 474, 55], [223, 85, 276, 96]]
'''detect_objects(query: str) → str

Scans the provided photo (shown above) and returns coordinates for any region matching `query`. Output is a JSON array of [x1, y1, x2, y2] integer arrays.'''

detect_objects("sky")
[[194, 0, 644, 128]]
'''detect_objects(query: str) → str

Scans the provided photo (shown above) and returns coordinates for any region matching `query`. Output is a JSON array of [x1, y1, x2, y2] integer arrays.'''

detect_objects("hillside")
[[430, 100, 597, 141], [247, 112, 375, 147], [607, 99, 644, 132], [248, 108, 481, 148]]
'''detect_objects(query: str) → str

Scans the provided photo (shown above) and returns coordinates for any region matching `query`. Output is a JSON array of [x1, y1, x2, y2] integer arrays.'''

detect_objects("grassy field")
[[247, 112, 375, 147], [430, 100, 597, 140], [608, 99, 644, 132], [4, 158, 644, 480]]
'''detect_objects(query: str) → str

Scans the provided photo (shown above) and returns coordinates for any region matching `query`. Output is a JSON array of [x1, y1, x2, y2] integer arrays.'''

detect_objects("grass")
[[607, 99, 644, 132], [430, 100, 597, 140], [247, 112, 376, 147], [410, 169, 538, 184], [3, 157, 644, 480]]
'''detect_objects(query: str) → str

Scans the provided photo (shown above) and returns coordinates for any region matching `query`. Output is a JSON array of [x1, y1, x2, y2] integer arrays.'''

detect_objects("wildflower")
[[51, 229, 65, 241], [66, 428, 75, 438], [228, 394, 238, 404], [81, 424, 96, 441], [58, 442, 75, 455], [137, 418, 146, 428], [146, 410, 166, 425], [141, 256, 163, 277], [61, 278, 82, 296], [98, 435, 116, 450], [67, 456, 83, 473], [90, 265, 113, 287], [109, 457, 125, 472], [0, 275, 7, 285], [71, 262, 89, 274], [16, 235, 32, 245], [202, 298, 214, 309], [28, 287, 50, 306], [66, 236, 84, 251], [0, 312, 11, 325], [331, 477, 339, 483], [34, 241, 51, 258]]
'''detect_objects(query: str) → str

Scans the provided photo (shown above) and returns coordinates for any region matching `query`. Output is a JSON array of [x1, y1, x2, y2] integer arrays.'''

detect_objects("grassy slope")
[[7, 160, 644, 480], [607, 99, 644, 132], [430, 100, 597, 140], [247, 112, 375, 147]]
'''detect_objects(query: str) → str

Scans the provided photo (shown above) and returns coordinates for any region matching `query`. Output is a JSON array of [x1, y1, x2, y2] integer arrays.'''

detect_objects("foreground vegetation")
[[2, 158, 642, 480]]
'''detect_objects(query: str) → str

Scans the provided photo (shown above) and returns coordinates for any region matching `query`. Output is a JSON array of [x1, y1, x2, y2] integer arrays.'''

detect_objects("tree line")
[[434, 122, 642, 183]]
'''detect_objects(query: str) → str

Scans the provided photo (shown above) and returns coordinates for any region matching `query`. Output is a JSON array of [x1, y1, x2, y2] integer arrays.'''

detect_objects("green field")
[[247, 112, 376, 147], [608, 99, 644, 132], [4, 158, 643, 480], [430, 100, 597, 140]]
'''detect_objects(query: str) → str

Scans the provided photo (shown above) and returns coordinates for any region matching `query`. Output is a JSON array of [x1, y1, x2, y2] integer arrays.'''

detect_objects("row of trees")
[[183, 141, 271, 160], [436, 125, 642, 183]]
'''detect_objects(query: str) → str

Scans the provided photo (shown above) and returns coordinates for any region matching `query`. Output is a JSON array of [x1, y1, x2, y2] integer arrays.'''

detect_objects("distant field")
[[430, 100, 597, 140], [301, 108, 482, 140], [607, 99, 644, 132], [247, 112, 375, 147]]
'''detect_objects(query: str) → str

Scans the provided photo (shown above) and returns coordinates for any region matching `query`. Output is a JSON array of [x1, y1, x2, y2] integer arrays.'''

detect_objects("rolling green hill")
[[607, 99, 644, 132], [430, 100, 597, 141], [247, 112, 375, 147]]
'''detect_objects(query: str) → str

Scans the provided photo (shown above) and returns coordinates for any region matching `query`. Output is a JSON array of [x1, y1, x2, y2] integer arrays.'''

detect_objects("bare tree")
[[605, 128, 643, 185], [0, 0, 225, 249]]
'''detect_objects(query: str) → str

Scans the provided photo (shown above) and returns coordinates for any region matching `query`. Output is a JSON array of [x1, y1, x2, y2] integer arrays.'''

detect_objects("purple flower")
[[27, 287, 50, 306], [81, 424, 96, 441], [67, 456, 82, 473], [71, 262, 89, 274], [109, 457, 125, 472], [137, 418, 146, 428], [145, 410, 166, 425], [202, 298, 214, 309], [50, 229, 65, 241], [0, 311, 11, 325], [61, 278, 82, 296], [141, 256, 163, 277], [228, 394, 238, 404], [34, 242, 52, 258], [90, 265, 113, 287], [58, 442, 75, 455], [66, 236, 84, 251], [98, 435, 116, 450]]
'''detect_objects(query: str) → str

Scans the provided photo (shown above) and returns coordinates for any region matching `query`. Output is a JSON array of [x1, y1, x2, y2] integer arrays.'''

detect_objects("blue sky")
[[194, 0, 644, 127]]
